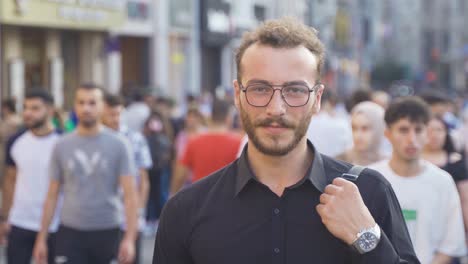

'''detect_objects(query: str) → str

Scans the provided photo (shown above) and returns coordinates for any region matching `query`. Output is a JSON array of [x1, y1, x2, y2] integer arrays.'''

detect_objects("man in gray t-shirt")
[[50, 128, 135, 230], [33, 84, 139, 264]]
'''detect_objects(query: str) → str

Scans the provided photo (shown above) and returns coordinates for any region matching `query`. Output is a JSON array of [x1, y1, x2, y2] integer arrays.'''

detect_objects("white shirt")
[[121, 102, 151, 133], [306, 111, 352, 157], [9, 131, 61, 232], [369, 160, 467, 263]]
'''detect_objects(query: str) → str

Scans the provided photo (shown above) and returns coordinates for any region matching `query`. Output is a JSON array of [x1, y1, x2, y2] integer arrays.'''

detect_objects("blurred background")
[[0, 0, 467, 112], [1, 1, 468, 263]]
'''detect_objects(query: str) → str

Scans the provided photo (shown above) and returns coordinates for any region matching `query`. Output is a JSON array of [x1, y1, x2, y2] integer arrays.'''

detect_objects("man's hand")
[[316, 177, 376, 245], [0, 221, 10, 245], [118, 237, 135, 264], [32, 238, 48, 264]]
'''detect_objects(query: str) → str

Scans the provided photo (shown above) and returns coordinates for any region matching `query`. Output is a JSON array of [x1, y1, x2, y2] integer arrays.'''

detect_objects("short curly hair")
[[235, 17, 325, 82]]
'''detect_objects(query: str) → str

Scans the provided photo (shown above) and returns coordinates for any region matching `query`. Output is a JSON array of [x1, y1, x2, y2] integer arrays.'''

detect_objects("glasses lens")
[[246, 84, 273, 106], [282, 85, 310, 106]]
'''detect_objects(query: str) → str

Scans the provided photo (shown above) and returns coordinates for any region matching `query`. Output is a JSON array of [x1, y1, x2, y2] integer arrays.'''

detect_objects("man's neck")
[[388, 154, 424, 177], [30, 123, 55, 137], [77, 123, 102, 137], [247, 139, 312, 197], [422, 146, 444, 155], [208, 123, 228, 133]]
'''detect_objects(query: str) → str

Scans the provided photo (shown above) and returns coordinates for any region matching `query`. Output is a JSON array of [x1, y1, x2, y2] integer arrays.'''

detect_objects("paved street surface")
[[0, 235, 156, 264], [142, 235, 156, 263]]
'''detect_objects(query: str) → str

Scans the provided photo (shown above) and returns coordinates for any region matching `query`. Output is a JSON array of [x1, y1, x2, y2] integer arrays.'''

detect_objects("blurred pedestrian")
[[371, 90, 391, 110], [33, 84, 138, 264], [306, 89, 353, 157], [0, 90, 60, 264], [345, 89, 372, 113], [0, 98, 22, 183], [143, 111, 172, 234], [422, 116, 468, 250], [169, 99, 242, 195], [335, 101, 387, 165], [154, 17, 418, 264], [121, 89, 151, 133], [174, 107, 207, 161], [102, 94, 153, 264], [370, 97, 466, 263]]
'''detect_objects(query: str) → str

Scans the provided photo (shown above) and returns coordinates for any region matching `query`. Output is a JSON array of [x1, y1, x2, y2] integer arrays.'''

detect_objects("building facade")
[[0, 0, 127, 109]]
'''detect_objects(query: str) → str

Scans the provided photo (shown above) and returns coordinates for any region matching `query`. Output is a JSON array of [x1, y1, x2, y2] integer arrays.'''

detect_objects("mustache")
[[255, 117, 294, 128]]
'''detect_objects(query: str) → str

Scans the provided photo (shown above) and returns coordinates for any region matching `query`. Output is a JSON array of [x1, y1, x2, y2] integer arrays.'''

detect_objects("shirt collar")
[[235, 140, 328, 196]]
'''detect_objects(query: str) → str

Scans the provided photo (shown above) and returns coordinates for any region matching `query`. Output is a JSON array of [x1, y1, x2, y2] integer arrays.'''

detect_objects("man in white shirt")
[[121, 89, 151, 133], [370, 96, 466, 264], [0, 90, 61, 264], [103, 94, 153, 264]]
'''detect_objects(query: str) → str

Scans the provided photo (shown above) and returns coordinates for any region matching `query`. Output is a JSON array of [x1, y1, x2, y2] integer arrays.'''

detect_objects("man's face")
[[23, 98, 50, 130], [233, 44, 323, 156], [426, 118, 446, 151], [430, 103, 448, 118], [351, 113, 373, 152], [385, 118, 428, 162], [74, 88, 103, 128], [102, 104, 122, 131]]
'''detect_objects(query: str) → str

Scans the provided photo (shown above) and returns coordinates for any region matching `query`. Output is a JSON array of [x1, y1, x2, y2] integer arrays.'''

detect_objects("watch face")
[[357, 232, 378, 252]]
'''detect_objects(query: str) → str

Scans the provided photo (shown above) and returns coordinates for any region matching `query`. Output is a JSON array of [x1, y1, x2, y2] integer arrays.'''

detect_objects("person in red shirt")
[[170, 100, 242, 195]]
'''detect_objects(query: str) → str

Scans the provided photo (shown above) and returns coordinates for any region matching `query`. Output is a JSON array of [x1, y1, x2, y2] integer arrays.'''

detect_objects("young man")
[[0, 90, 60, 264], [102, 94, 153, 264], [169, 99, 242, 195], [370, 97, 466, 264], [154, 18, 419, 263], [33, 84, 139, 264]]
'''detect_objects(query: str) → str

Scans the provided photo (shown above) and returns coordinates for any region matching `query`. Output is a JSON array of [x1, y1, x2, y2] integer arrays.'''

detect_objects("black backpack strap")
[[341, 165, 365, 182]]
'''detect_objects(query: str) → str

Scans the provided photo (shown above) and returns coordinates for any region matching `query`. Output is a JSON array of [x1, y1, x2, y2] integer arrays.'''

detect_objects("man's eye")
[[284, 86, 308, 95], [249, 85, 271, 93]]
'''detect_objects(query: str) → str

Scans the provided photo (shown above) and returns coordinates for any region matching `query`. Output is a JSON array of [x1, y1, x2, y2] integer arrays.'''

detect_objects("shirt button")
[[274, 248, 280, 254], [274, 208, 280, 215]]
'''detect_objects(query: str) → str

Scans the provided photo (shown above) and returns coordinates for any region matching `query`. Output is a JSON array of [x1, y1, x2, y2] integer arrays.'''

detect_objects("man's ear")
[[313, 84, 325, 113], [233, 79, 241, 110]]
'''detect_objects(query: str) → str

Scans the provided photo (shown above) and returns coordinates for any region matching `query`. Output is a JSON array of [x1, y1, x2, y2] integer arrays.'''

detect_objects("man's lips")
[[260, 124, 289, 134], [405, 147, 418, 154]]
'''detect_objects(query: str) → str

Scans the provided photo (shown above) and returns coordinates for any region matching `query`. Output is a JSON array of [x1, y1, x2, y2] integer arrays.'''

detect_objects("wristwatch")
[[351, 224, 381, 254]]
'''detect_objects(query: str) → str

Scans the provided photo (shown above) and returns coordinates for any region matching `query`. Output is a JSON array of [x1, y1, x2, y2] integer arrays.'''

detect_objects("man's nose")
[[265, 90, 286, 116]]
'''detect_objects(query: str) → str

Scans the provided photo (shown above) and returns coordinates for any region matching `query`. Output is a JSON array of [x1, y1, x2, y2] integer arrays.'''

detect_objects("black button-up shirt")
[[153, 142, 420, 264]]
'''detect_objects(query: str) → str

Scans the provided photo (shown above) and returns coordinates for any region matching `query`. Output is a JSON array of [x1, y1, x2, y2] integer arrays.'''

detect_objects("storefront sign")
[[201, 0, 231, 46], [0, 0, 126, 30]]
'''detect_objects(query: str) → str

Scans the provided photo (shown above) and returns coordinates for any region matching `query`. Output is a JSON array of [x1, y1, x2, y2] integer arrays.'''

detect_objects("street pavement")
[[0, 235, 156, 264]]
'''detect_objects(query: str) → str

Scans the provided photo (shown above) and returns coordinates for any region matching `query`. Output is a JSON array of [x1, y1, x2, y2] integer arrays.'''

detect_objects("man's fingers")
[[324, 184, 341, 195], [316, 204, 325, 215], [332, 177, 351, 186], [319, 193, 333, 204]]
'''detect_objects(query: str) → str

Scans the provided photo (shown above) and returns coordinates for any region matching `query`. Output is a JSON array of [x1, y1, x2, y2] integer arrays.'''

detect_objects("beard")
[[239, 104, 313, 156], [79, 118, 98, 128], [25, 116, 47, 130]]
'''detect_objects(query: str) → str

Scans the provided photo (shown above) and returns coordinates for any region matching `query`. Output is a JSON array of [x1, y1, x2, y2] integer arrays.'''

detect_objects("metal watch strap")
[[351, 224, 381, 254]]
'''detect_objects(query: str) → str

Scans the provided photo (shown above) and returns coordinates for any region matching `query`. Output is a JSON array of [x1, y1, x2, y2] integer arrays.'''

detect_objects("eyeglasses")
[[240, 82, 320, 107]]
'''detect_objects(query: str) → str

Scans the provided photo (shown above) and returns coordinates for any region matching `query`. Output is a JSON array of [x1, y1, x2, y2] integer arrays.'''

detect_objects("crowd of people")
[[0, 17, 467, 264], [0, 83, 244, 263]]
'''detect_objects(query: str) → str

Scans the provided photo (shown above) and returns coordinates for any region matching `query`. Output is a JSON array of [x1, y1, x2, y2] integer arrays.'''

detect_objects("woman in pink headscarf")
[[335, 101, 387, 166]]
